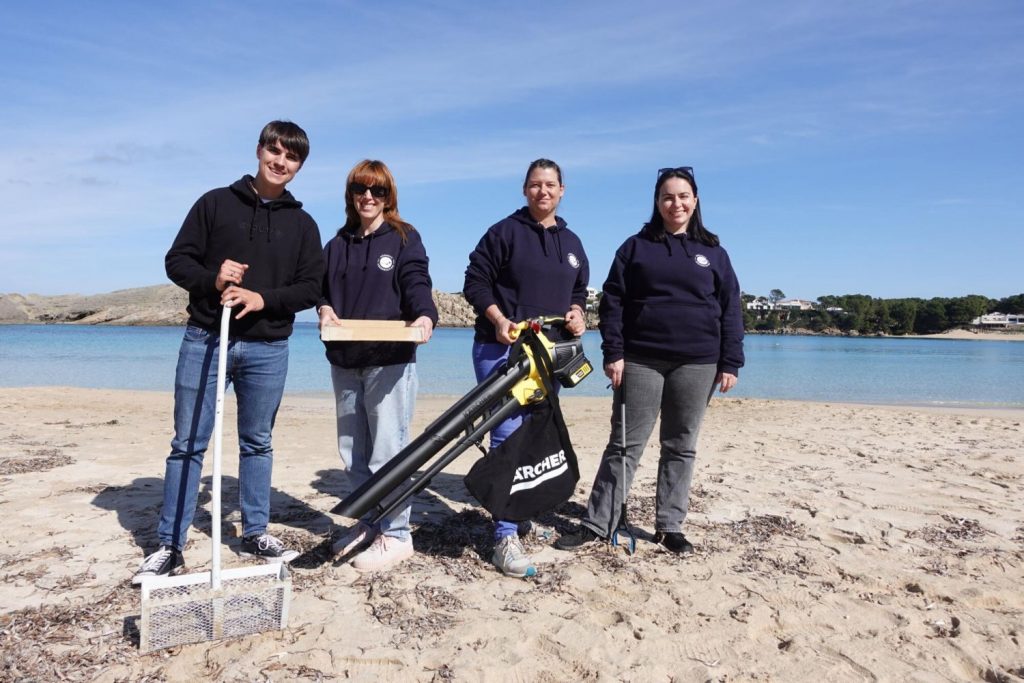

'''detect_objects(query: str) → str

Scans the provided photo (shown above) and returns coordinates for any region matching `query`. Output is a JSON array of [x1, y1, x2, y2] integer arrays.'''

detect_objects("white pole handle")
[[211, 305, 231, 590]]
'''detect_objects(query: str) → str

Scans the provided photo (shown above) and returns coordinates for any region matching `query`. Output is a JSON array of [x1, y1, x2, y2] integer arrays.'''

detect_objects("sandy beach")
[[1, 387, 1022, 681], [910, 329, 1024, 342]]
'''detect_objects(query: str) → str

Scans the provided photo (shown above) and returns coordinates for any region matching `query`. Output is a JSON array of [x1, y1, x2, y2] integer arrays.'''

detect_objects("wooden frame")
[[319, 319, 425, 343]]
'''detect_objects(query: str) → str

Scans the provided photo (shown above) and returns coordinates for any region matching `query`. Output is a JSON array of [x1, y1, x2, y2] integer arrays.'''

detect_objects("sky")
[[2, 0, 1022, 305]]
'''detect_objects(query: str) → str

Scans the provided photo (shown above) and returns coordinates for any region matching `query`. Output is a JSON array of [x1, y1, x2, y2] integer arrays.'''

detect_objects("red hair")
[[343, 160, 414, 242]]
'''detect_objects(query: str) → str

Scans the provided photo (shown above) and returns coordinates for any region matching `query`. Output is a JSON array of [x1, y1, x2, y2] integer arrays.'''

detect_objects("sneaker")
[[491, 535, 537, 578], [351, 534, 414, 571], [331, 521, 377, 560], [132, 545, 183, 585], [240, 533, 300, 563], [653, 531, 694, 555], [553, 525, 603, 551]]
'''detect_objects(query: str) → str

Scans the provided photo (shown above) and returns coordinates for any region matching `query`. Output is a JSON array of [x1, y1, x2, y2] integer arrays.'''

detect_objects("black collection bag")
[[464, 331, 580, 521]]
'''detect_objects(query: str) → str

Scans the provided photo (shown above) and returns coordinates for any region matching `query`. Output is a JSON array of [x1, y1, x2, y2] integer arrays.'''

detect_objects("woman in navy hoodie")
[[463, 159, 589, 578], [555, 166, 744, 555], [319, 160, 438, 572]]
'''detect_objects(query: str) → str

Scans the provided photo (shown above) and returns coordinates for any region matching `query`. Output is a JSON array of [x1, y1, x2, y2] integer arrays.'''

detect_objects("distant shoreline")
[[3, 285, 1022, 341], [747, 328, 1024, 342]]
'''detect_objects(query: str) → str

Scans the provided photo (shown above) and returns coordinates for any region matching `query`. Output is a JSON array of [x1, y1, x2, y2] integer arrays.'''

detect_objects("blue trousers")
[[158, 325, 288, 551], [472, 341, 529, 541]]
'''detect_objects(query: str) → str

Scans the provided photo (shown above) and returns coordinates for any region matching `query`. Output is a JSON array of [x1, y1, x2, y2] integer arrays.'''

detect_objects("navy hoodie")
[[165, 175, 324, 340], [320, 222, 438, 368], [463, 208, 589, 343], [599, 229, 744, 375]]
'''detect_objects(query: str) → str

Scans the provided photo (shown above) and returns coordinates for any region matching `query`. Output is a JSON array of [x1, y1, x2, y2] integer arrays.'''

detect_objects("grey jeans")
[[583, 356, 716, 537]]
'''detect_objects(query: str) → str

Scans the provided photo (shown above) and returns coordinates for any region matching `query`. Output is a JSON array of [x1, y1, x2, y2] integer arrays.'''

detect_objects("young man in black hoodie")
[[133, 121, 324, 584]]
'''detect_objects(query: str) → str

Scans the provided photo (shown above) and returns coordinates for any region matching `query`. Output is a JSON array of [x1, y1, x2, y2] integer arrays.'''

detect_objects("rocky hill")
[[0, 285, 479, 327]]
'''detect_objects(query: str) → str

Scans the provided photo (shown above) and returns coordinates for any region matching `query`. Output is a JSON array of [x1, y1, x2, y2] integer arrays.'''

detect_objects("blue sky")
[[2, 1, 1022, 304]]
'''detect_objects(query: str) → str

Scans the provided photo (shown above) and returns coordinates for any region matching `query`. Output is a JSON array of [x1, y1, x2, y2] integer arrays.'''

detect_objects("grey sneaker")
[[491, 535, 537, 578], [240, 533, 299, 563], [132, 545, 183, 585]]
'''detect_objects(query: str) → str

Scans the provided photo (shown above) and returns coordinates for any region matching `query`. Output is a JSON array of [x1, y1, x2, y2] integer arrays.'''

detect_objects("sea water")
[[1, 324, 1022, 408]]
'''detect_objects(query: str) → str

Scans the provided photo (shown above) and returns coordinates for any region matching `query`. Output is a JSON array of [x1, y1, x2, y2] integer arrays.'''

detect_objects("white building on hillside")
[[776, 298, 815, 311], [971, 313, 1024, 327]]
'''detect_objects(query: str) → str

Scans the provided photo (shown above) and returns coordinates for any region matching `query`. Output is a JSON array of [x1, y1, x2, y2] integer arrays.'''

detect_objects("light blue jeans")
[[331, 362, 417, 541], [472, 341, 529, 541], [158, 325, 289, 551]]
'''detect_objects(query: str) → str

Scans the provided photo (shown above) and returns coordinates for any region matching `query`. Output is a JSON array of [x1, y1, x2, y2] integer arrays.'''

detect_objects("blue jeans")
[[158, 325, 289, 551], [472, 342, 528, 541], [331, 362, 417, 541]]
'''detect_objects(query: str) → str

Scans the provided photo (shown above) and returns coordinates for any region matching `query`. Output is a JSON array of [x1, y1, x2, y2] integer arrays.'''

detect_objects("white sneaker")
[[351, 535, 414, 571], [331, 521, 377, 560], [491, 535, 537, 578]]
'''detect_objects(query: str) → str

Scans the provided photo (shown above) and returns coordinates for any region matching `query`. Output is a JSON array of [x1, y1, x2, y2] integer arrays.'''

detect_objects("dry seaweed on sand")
[[0, 450, 74, 475], [523, 564, 574, 597], [415, 582, 464, 612], [353, 573, 460, 645], [721, 514, 807, 544], [732, 547, 814, 578], [911, 514, 989, 551], [692, 514, 809, 574], [0, 585, 146, 681], [624, 495, 658, 524], [412, 509, 493, 560]]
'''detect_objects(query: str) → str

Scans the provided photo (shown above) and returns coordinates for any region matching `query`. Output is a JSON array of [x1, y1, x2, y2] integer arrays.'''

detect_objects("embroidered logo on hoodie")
[[377, 255, 395, 271], [567, 253, 581, 269], [695, 254, 710, 268]]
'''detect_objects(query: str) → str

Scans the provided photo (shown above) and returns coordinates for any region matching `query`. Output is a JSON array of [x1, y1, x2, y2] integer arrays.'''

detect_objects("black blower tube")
[[331, 351, 532, 519]]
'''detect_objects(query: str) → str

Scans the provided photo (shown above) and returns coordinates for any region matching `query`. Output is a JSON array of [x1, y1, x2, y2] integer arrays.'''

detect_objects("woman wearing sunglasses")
[[554, 167, 744, 555], [463, 158, 590, 578], [319, 159, 437, 571]]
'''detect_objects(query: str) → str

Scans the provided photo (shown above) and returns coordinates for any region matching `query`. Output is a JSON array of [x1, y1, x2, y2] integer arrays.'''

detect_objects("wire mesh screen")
[[140, 565, 290, 652]]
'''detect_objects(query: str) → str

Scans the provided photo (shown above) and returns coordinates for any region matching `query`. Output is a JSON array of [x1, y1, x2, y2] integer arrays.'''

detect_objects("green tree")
[[888, 300, 918, 335], [915, 299, 948, 333], [743, 308, 756, 330], [769, 289, 786, 304], [994, 293, 1024, 314], [817, 295, 839, 310], [805, 309, 831, 332], [870, 299, 893, 334], [946, 295, 991, 327]]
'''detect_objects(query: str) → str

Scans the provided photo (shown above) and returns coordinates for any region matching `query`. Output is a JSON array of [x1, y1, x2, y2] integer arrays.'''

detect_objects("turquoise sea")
[[1, 324, 1022, 408]]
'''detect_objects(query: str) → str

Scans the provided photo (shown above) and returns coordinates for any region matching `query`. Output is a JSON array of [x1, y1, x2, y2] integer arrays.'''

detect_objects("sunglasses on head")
[[349, 182, 389, 198], [657, 166, 695, 181]]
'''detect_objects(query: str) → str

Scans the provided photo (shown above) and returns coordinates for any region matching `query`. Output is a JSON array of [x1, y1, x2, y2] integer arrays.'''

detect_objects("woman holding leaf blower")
[[554, 166, 744, 555], [463, 158, 589, 578]]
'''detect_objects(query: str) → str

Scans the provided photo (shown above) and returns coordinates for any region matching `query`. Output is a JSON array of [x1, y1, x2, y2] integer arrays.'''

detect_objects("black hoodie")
[[320, 222, 438, 368], [463, 207, 589, 343], [165, 176, 324, 340], [598, 229, 745, 375]]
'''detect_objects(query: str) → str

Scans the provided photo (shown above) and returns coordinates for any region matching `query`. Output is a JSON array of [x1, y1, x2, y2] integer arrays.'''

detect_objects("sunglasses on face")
[[657, 166, 695, 181], [349, 182, 389, 198]]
